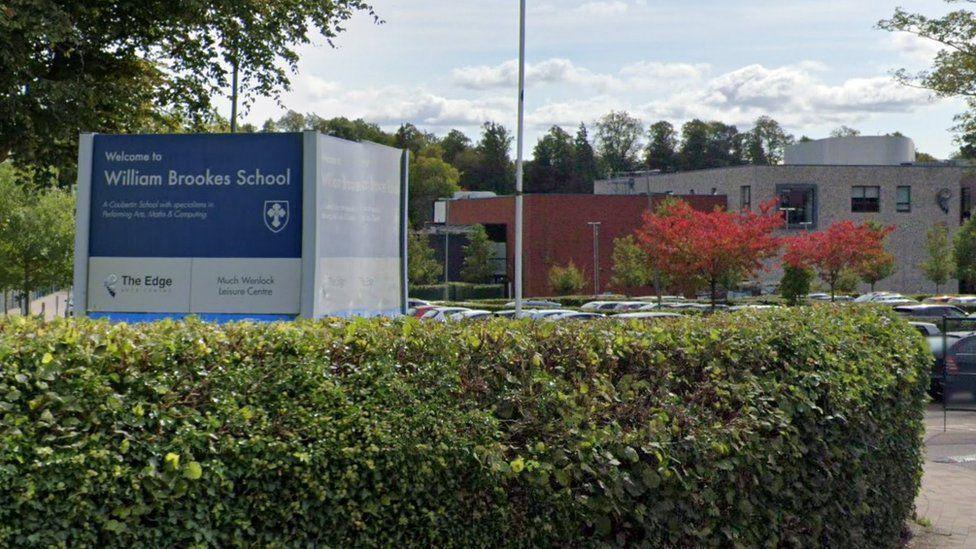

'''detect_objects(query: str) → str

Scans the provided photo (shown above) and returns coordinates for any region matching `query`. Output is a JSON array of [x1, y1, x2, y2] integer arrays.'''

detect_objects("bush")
[[780, 265, 813, 306], [0, 307, 928, 546], [548, 261, 586, 295], [410, 282, 505, 301]]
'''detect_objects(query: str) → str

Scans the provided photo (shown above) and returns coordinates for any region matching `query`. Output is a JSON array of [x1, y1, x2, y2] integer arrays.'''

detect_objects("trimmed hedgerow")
[[0, 306, 928, 547]]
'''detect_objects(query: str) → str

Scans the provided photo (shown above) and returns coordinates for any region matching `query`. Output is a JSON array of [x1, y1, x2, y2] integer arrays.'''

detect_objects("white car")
[[421, 307, 471, 321], [581, 301, 619, 311], [548, 311, 606, 320], [613, 301, 650, 311], [614, 312, 682, 320], [449, 309, 492, 321], [854, 291, 901, 303]]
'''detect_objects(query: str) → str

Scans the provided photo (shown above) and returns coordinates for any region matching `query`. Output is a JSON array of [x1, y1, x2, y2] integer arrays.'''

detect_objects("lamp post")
[[587, 221, 601, 295], [513, 0, 526, 315]]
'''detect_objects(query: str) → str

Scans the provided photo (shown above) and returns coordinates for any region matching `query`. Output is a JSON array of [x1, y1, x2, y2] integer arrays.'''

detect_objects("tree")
[[955, 216, 976, 291], [573, 124, 600, 191], [744, 116, 794, 165], [858, 252, 897, 292], [595, 111, 643, 175], [780, 265, 813, 306], [830, 126, 861, 138], [466, 122, 514, 194], [610, 235, 651, 290], [879, 4, 976, 151], [526, 126, 575, 193], [921, 223, 955, 293], [0, 174, 75, 314], [644, 121, 678, 172], [636, 199, 784, 307], [408, 232, 442, 286], [1, 0, 376, 187], [677, 119, 745, 171], [394, 123, 436, 156], [678, 119, 711, 171], [460, 225, 494, 283], [549, 262, 586, 295], [784, 221, 893, 301], [408, 156, 461, 227], [440, 130, 472, 166]]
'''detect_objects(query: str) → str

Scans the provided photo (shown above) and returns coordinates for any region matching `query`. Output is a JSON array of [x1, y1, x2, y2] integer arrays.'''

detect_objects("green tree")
[[780, 265, 813, 306], [610, 235, 651, 290], [0, 173, 75, 314], [466, 122, 514, 194], [408, 232, 441, 286], [394, 124, 436, 156], [440, 130, 472, 166], [595, 111, 643, 175], [744, 116, 794, 165], [0, 0, 376, 187], [408, 155, 461, 227], [955, 216, 976, 290], [573, 123, 599, 190], [922, 223, 956, 293], [645, 121, 678, 172], [858, 252, 897, 292], [835, 268, 862, 295], [548, 262, 586, 295], [460, 225, 494, 283], [679, 119, 711, 171], [526, 126, 575, 193], [830, 126, 861, 138]]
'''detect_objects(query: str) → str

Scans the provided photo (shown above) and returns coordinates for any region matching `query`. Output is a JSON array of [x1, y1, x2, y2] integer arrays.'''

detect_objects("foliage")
[[679, 119, 744, 171], [956, 215, 976, 288], [635, 199, 784, 306], [595, 111, 644, 175], [548, 262, 587, 295], [858, 251, 897, 292], [0, 174, 75, 313], [409, 282, 505, 301], [526, 126, 577, 193], [921, 223, 956, 293], [408, 232, 442, 286], [610, 235, 652, 291], [644, 121, 679, 172], [784, 221, 893, 301], [878, 3, 976, 153], [743, 116, 794, 165], [0, 307, 929, 546], [408, 155, 461, 227], [465, 122, 514, 194], [573, 124, 600, 188], [0, 0, 375, 186], [834, 268, 862, 295], [830, 126, 861, 138], [460, 225, 495, 284], [780, 265, 813, 306]]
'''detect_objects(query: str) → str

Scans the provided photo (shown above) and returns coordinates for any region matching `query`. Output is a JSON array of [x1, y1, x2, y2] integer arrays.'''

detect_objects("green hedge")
[[410, 282, 505, 301], [0, 307, 928, 546]]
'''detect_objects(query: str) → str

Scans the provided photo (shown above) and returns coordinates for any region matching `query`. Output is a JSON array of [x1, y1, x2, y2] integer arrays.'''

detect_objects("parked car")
[[854, 291, 899, 303], [407, 299, 431, 316], [581, 301, 626, 311], [449, 309, 492, 321], [421, 307, 471, 322], [728, 304, 780, 311], [945, 333, 976, 403], [895, 304, 969, 319], [494, 309, 542, 319], [504, 300, 561, 308], [549, 311, 605, 321], [613, 312, 682, 320], [612, 301, 650, 311], [923, 295, 957, 304], [910, 322, 958, 399]]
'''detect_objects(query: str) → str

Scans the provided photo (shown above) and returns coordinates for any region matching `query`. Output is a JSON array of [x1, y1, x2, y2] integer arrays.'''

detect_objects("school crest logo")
[[264, 201, 289, 233]]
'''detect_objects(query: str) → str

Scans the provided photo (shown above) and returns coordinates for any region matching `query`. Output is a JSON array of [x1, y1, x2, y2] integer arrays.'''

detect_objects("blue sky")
[[240, 0, 966, 158]]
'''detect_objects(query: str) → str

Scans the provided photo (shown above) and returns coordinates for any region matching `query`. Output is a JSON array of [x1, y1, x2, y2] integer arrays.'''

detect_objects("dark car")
[[945, 333, 976, 407], [895, 304, 969, 319], [910, 322, 964, 399]]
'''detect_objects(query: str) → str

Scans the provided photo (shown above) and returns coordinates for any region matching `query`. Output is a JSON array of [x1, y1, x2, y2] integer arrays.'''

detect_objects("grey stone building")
[[595, 136, 973, 294]]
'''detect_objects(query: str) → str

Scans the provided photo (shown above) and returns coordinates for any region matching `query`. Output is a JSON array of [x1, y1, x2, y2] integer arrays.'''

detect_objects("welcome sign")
[[73, 132, 407, 322]]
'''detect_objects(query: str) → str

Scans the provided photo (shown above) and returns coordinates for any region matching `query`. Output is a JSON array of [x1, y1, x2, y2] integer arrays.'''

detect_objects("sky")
[[237, 0, 967, 159]]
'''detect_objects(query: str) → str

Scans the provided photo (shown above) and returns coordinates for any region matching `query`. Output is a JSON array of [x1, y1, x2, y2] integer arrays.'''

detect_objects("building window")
[[851, 185, 880, 213], [740, 185, 751, 211], [776, 184, 817, 229], [896, 186, 911, 213]]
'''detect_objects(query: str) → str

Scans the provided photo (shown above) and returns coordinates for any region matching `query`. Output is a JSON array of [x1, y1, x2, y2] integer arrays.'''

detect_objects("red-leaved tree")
[[635, 199, 784, 307], [783, 221, 894, 301]]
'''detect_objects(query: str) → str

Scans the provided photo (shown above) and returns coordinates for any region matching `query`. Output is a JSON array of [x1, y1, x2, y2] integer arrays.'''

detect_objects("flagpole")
[[514, 0, 526, 316]]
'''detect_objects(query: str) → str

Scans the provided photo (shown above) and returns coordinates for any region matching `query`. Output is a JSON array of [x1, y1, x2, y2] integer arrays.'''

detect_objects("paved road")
[[911, 405, 976, 548]]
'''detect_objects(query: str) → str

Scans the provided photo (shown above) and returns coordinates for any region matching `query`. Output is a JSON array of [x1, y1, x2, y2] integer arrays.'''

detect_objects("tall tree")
[[466, 122, 514, 194], [678, 119, 711, 171], [784, 221, 893, 301], [644, 121, 679, 172], [830, 126, 861, 138], [526, 126, 575, 193], [636, 199, 784, 307], [879, 4, 976, 153], [0, 0, 377, 187], [0, 173, 75, 314], [460, 225, 495, 283], [744, 116, 794, 165], [594, 111, 643, 175], [408, 232, 442, 286], [394, 123, 436, 156], [408, 155, 461, 228], [440, 130, 472, 166], [921, 223, 955, 293], [573, 124, 599, 191]]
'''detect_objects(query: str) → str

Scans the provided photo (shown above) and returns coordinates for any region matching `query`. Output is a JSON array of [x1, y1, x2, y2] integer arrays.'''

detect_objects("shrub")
[[780, 265, 813, 305], [548, 261, 586, 295], [0, 307, 928, 546]]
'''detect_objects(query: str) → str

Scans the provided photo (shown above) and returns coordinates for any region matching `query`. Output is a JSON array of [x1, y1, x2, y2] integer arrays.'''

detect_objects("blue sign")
[[89, 133, 302, 258]]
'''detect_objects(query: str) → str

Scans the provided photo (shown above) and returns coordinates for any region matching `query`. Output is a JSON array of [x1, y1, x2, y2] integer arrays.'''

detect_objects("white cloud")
[[452, 58, 709, 92], [887, 32, 945, 64], [574, 0, 628, 17]]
